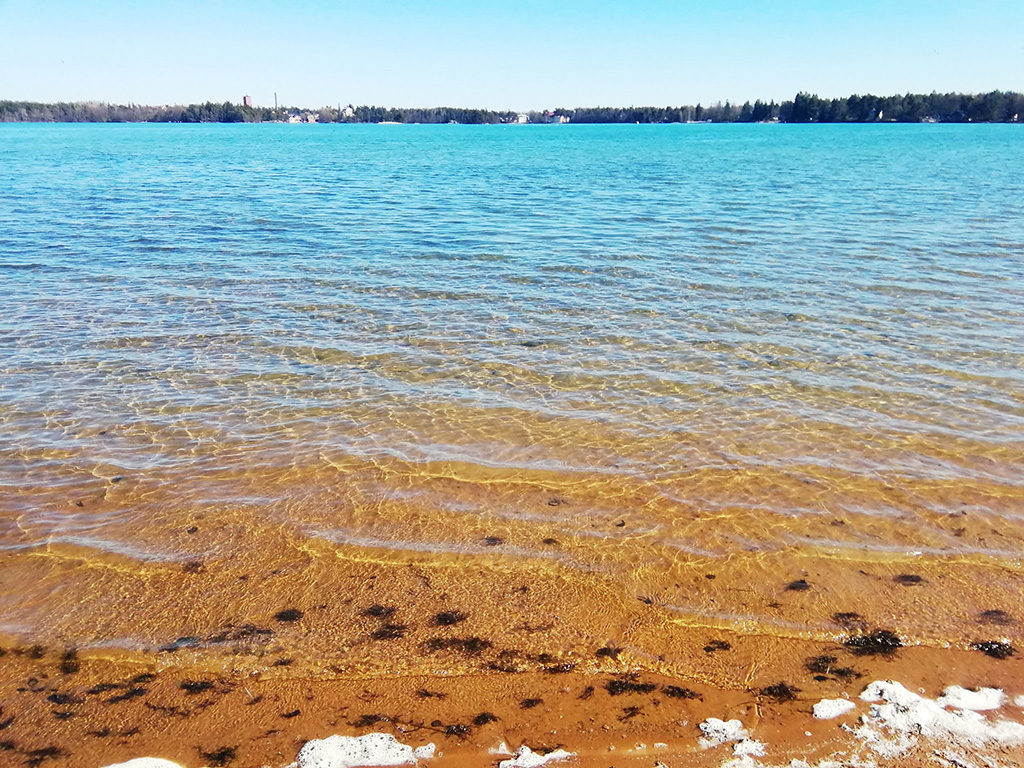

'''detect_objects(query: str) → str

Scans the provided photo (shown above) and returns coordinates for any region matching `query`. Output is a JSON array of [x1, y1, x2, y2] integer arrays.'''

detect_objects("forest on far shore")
[[1, 91, 1022, 124]]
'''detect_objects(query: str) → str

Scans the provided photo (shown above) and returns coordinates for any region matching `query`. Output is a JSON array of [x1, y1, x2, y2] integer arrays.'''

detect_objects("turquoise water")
[[1, 124, 1023, 649]]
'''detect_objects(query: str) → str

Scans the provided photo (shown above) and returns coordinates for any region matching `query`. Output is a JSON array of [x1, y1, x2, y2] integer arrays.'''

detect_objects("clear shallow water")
[[1, 123, 1023, 658]]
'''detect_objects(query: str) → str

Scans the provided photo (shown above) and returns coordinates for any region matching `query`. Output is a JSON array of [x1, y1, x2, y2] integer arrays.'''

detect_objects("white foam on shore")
[[812, 698, 857, 719], [100, 761, 184, 768], [937, 685, 1005, 711], [695, 679, 1024, 768], [295, 733, 434, 768], [855, 680, 1024, 757], [699, 718, 749, 748], [698, 718, 764, 758], [497, 745, 574, 768]]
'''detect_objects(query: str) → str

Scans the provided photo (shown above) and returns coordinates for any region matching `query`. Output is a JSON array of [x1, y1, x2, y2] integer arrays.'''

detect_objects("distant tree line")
[[1, 92, 1022, 124]]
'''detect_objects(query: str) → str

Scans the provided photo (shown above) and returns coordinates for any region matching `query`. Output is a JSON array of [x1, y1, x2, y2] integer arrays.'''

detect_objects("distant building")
[[341, 104, 355, 119], [545, 112, 569, 124], [516, 113, 529, 124], [242, 95, 253, 108]]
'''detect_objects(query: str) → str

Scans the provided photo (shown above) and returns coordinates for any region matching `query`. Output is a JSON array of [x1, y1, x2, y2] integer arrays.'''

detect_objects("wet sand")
[[1, 468, 1023, 767], [1, 631, 1022, 767]]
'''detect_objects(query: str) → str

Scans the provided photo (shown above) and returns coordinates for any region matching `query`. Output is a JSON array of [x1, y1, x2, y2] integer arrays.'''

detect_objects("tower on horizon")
[[242, 95, 253, 108]]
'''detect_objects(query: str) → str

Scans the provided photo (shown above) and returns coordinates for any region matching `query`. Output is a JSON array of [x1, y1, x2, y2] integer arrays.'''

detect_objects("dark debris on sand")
[[198, 746, 237, 767], [843, 629, 902, 657], [805, 655, 858, 679], [971, 641, 1016, 659], [759, 682, 801, 702], [24, 746, 65, 768], [370, 624, 408, 641], [662, 685, 702, 700], [596, 645, 621, 659], [978, 610, 1014, 625], [180, 681, 214, 695], [605, 679, 656, 696], [423, 637, 492, 655], [362, 605, 397, 620], [833, 612, 868, 631], [433, 611, 467, 626], [893, 574, 923, 585]]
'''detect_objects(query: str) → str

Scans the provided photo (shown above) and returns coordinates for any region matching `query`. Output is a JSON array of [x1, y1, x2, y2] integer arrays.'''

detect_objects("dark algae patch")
[[180, 680, 214, 695], [415, 689, 446, 700], [703, 640, 731, 653], [663, 685, 701, 700], [199, 746, 237, 767], [520, 698, 543, 709], [473, 712, 499, 726], [978, 610, 1014, 625], [833, 612, 868, 630], [596, 645, 621, 659], [433, 611, 467, 626], [362, 605, 397, 620], [46, 693, 80, 706], [107, 687, 147, 703], [58, 650, 80, 674], [759, 682, 800, 702], [785, 579, 810, 591], [273, 608, 303, 622], [805, 655, 858, 679], [971, 641, 1016, 659], [893, 574, 923, 585], [844, 629, 902, 657], [24, 746, 65, 768], [605, 679, 657, 696], [352, 714, 386, 728], [159, 636, 200, 652], [370, 623, 408, 641], [423, 637, 492, 655], [87, 683, 121, 695]]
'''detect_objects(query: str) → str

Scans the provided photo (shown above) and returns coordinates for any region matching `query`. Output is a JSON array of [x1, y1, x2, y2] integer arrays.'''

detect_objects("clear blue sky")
[[1, 0, 1022, 110]]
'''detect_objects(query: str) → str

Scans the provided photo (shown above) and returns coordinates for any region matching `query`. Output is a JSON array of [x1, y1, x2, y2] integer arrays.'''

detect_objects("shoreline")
[[2, 632, 1022, 768]]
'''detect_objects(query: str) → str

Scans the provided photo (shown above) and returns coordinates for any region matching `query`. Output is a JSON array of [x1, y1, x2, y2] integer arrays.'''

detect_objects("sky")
[[1, 0, 1022, 111]]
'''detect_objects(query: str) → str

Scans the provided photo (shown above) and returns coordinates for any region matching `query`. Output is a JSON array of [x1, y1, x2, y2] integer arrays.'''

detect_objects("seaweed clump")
[[759, 682, 800, 702], [971, 641, 1016, 659], [978, 610, 1014, 626], [703, 639, 731, 653], [804, 655, 858, 679], [433, 611, 467, 626], [843, 629, 902, 657], [605, 679, 656, 696], [199, 746, 237, 767], [423, 637, 492, 656], [662, 685, 701, 700]]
